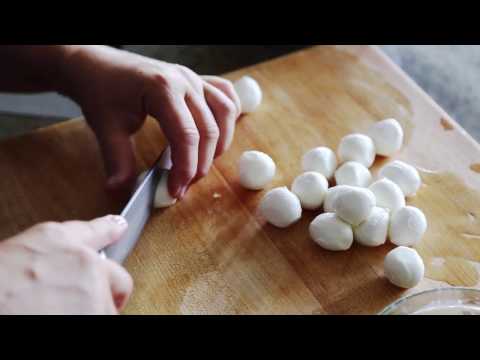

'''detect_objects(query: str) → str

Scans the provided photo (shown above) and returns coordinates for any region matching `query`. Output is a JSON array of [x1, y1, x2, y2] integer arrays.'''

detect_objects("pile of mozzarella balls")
[[239, 118, 427, 290]]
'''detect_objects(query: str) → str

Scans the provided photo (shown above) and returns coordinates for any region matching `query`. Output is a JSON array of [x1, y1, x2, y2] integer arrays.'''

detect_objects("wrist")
[[56, 45, 88, 101], [56, 45, 118, 108]]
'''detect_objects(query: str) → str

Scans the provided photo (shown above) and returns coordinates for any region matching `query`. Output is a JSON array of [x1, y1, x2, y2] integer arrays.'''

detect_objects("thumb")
[[87, 114, 138, 193], [63, 215, 128, 251]]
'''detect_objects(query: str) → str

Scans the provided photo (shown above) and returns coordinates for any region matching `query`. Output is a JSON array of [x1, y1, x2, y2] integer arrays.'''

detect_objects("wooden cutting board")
[[1, 45, 480, 315]]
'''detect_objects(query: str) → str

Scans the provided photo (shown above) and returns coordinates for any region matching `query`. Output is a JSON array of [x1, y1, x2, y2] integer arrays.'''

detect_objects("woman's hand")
[[60, 46, 241, 199], [0, 215, 133, 315]]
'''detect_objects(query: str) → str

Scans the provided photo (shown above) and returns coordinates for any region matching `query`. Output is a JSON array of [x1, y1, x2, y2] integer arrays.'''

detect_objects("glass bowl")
[[380, 287, 480, 315]]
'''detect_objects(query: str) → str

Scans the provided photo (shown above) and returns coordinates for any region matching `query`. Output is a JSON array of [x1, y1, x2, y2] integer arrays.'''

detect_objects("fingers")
[[146, 91, 199, 199], [87, 113, 137, 193], [185, 92, 219, 178], [145, 72, 239, 198], [54, 216, 132, 314], [101, 131, 137, 192], [203, 82, 238, 157], [103, 301, 119, 315], [103, 258, 134, 311], [202, 76, 242, 117], [63, 215, 128, 251]]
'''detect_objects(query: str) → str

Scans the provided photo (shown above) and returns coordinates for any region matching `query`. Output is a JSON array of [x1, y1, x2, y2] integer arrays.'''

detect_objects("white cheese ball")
[[309, 213, 354, 251], [368, 119, 404, 157], [353, 207, 389, 247], [233, 76, 263, 114], [259, 187, 302, 228], [302, 147, 337, 179], [160, 146, 173, 169], [291, 172, 329, 210], [389, 206, 428, 247], [333, 187, 376, 226], [238, 151, 276, 190], [384, 246, 425, 289], [335, 161, 372, 187], [323, 185, 354, 213], [368, 178, 405, 213], [379, 161, 422, 197], [154, 170, 177, 208], [338, 134, 376, 168]]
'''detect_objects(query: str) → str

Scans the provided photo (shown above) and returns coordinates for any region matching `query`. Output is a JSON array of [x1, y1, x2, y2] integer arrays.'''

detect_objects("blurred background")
[[1, 45, 479, 140]]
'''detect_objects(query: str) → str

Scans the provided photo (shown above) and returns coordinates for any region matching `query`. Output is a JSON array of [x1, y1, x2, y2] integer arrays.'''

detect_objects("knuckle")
[[150, 72, 170, 88], [150, 72, 182, 93], [179, 128, 200, 146], [223, 79, 235, 91], [69, 245, 98, 266], [216, 98, 237, 120], [217, 77, 235, 90], [176, 65, 198, 81], [175, 64, 190, 74], [201, 125, 220, 142], [34, 222, 65, 239], [208, 76, 236, 97], [196, 168, 209, 178]]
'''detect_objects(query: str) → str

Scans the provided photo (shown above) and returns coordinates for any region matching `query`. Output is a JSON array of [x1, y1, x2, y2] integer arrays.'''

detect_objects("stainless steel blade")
[[102, 148, 171, 264]]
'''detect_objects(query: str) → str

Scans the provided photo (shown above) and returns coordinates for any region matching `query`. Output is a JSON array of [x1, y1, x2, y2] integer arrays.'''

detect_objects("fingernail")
[[114, 293, 128, 311], [106, 215, 128, 229], [179, 186, 188, 199], [172, 186, 182, 199]]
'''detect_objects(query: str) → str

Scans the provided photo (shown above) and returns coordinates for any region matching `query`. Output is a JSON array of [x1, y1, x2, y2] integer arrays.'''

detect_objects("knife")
[[101, 147, 172, 264]]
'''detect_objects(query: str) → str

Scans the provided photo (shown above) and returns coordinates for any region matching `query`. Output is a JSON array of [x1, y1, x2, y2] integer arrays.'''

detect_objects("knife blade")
[[101, 147, 172, 264]]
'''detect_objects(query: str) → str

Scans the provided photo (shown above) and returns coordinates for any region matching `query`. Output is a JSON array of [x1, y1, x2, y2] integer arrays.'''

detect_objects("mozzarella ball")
[[389, 206, 428, 247], [379, 161, 422, 197], [353, 207, 389, 247], [238, 151, 276, 190], [334, 187, 376, 226], [160, 146, 173, 169], [302, 147, 337, 179], [335, 161, 372, 188], [384, 246, 425, 289], [323, 185, 354, 213], [338, 134, 376, 168], [233, 76, 263, 114], [154, 170, 177, 208], [259, 187, 302, 228], [368, 119, 404, 157], [291, 172, 329, 210], [309, 213, 354, 251], [368, 178, 405, 213]]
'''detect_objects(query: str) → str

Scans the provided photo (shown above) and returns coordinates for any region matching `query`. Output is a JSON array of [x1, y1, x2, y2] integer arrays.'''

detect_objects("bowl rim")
[[379, 287, 480, 315]]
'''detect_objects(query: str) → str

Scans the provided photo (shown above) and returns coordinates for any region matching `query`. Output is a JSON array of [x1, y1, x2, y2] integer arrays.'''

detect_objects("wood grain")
[[1, 45, 480, 314]]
